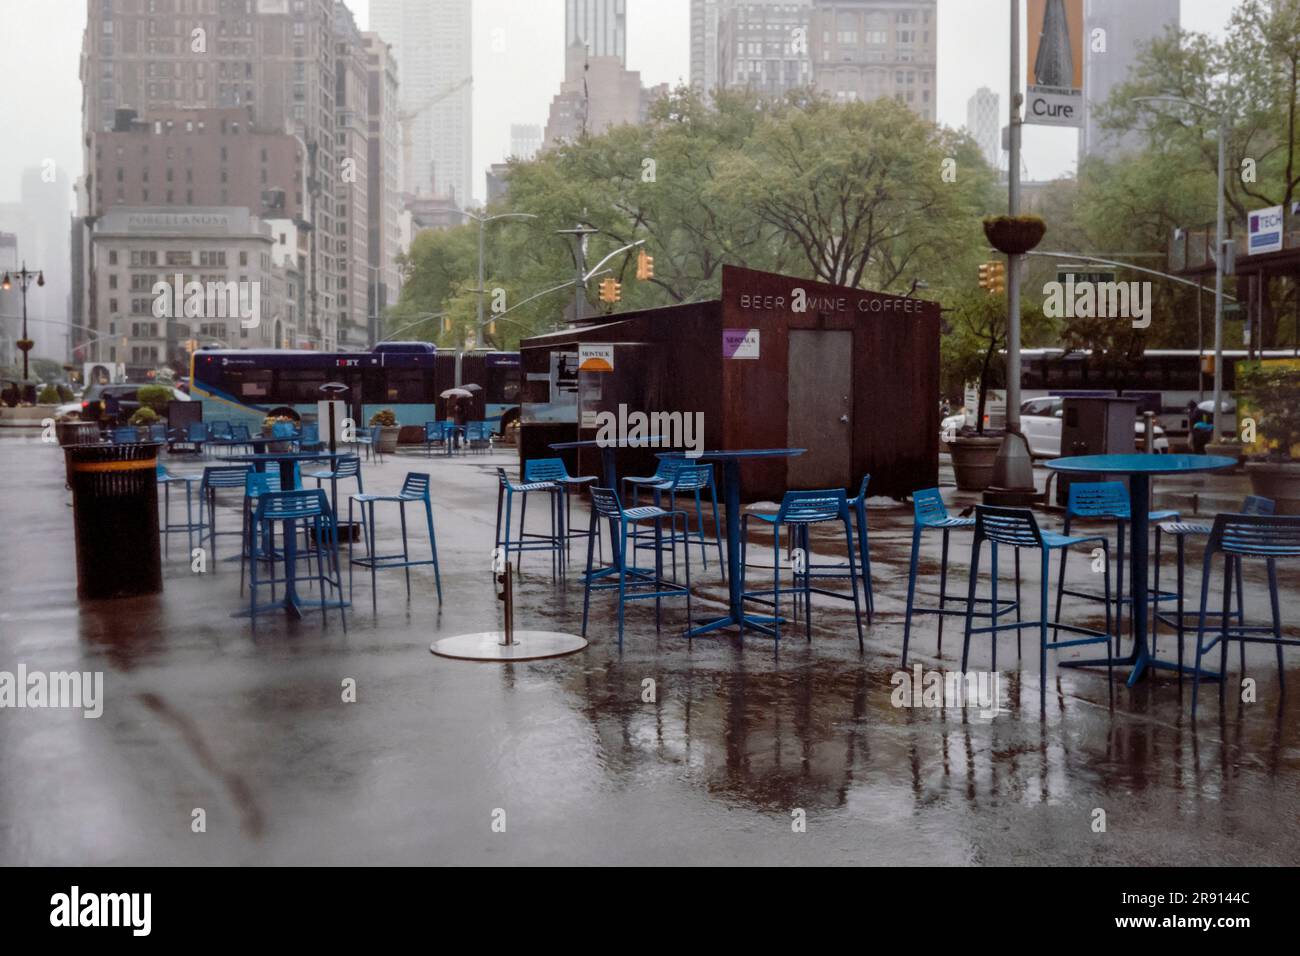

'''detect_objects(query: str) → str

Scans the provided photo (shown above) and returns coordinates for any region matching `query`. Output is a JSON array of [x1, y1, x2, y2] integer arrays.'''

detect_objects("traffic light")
[[636, 248, 654, 281], [598, 277, 621, 304], [978, 261, 1005, 295]]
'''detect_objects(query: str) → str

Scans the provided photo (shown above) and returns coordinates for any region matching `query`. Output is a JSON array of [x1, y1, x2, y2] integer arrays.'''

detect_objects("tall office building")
[[544, 44, 665, 147], [0, 167, 73, 362], [966, 86, 1000, 170], [78, 0, 341, 353], [364, 32, 402, 347], [1080, 0, 1180, 162], [334, 2, 370, 349], [809, 0, 938, 122], [690, 0, 724, 95], [370, 0, 473, 206], [718, 0, 811, 98], [510, 124, 542, 162], [566, 0, 627, 63]]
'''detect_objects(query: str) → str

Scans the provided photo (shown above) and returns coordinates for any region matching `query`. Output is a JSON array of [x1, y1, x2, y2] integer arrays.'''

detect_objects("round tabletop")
[[230, 451, 352, 462], [1045, 453, 1237, 475], [661, 448, 806, 461], [549, 436, 666, 450]]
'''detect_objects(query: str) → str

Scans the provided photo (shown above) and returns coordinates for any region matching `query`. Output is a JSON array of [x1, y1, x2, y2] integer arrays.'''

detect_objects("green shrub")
[[37, 384, 61, 404], [129, 406, 160, 426], [136, 384, 173, 415], [57, 384, 74, 402]]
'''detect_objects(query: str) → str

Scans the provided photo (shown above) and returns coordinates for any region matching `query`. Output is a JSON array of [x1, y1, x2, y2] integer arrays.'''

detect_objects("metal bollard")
[[496, 561, 514, 646], [1144, 411, 1156, 455]]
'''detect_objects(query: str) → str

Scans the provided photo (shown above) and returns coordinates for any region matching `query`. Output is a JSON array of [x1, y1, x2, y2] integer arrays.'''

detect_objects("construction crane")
[[400, 76, 472, 196]]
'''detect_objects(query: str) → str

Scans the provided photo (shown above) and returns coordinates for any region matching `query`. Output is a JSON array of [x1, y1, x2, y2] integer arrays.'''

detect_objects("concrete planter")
[[949, 435, 1003, 492], [1246, 461, 1300, 515], [1206, 441, 1245, 468], [377, 425, 400, 454]]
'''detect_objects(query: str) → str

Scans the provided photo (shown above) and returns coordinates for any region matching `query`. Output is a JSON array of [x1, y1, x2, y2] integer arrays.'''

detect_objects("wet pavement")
[[1, 431, 1298, 865]]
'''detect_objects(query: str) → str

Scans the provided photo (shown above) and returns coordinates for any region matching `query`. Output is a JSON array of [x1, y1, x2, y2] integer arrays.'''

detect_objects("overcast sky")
[[0, 0, 1237, 208]]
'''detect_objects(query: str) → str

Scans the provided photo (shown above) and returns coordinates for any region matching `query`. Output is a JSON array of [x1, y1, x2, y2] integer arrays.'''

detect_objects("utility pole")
[[1006, 0, 1022, 434], [557, 223, 599, 324]]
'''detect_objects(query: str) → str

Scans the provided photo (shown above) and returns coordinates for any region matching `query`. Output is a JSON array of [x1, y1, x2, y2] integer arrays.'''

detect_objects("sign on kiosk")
[[578, 343, 614, 372], [1249, 205, 1284, 255]]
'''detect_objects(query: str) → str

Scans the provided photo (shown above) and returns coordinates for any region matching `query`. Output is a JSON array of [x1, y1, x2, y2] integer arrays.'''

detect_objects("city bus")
[[188, 343, 445, 431], [1019, 347, 1300, 438]]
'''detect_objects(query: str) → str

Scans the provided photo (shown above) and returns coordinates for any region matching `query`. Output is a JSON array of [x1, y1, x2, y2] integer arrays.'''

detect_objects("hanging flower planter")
[[983, 215, 1046, 255], [15, 338, 34, 353]]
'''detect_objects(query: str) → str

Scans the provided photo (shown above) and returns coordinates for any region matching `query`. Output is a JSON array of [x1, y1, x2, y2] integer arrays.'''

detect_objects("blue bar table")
[[662, 448, 805, 638], [1044, 454, 1236, 685], [230, 451, 353, 619]]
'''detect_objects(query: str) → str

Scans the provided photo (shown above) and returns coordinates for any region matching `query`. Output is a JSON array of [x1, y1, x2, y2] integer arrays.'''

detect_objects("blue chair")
[[248, 489, 346, 629], [209, 420, 233, 440], [200, 465, 253, 562], [961, 505, 1114, 710], [1155, 495, 1274, 671], [1192, 513, 1300, 715], [299, 422, 322, 451], [902, 488, 1018, 666], [465, 421, 492, 454], [740, 488, 865, 649], [348, 472, 443, 611], [309, 455, 364, 524], [1054, 481, 1179, 644], [524, 457, 599, 562], [149, 423, 168, 443], [632, 463, 724, 580], [239, 466, 301, 594], [156, 463, 205, 558], [186, 420, 209, 456], [495, 466, 565, 580], [581, 486, 692, 647], [423, 421, 443, 457], [621, 457, 691, 508], [111, 426, 139, 443]]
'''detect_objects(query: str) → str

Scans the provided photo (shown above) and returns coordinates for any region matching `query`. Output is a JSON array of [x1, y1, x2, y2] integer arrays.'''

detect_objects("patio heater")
[[319, 381, 348, 454], [430, 550, 588, 662]]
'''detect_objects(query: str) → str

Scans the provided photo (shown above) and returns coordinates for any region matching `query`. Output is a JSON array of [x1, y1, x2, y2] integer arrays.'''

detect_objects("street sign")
[[1056, 270, 1116, 285], [723, 329, 760, 360], [1248, 205, 1284, 255]]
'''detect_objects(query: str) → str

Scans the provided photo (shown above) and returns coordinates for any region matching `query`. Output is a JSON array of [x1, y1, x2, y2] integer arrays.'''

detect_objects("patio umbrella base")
[[430, 630, 588, 661]]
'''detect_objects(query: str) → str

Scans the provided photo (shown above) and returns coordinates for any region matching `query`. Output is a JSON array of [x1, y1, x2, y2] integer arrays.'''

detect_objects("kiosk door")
[[787, 330, 853, 489]]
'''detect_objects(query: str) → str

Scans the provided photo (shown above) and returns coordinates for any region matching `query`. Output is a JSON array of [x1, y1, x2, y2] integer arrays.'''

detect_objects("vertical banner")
[[1026, 0, 1084, 127]]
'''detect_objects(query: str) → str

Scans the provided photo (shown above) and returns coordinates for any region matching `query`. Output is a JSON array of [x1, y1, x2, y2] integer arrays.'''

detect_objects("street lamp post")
[[1133, 95, 1230, 439], [2, 262, 45, 383], [456, 211, 537, 349]]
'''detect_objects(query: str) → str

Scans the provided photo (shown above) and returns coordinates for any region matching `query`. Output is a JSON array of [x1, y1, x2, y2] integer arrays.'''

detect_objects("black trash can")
[[64, 442, 163, 599], [57, 420, 102, 446]]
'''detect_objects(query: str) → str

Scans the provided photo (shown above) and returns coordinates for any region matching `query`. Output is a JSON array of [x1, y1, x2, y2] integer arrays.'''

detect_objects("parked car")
[[1020, 396, 1168, 457], [75, 384, 190, 425]]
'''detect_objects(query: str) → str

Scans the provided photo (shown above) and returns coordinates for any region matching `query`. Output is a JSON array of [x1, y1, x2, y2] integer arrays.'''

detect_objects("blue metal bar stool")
[[347, 472, 443, 611], [798, 474, 875, 623], [621, 457, 690, 508], [524, 457, 599, 562], [186, 421, 209, 457], [581, 486, 692, 647], [248, 489, 347, 629], [200, 464, 253, 563], [309, 453, 364, 515], [423, 421, 443, 457], [902, 488, 1018, 666], [632, 461, 724, 580], [156, 463, 205, 558], [740, 488, 865, 650], [149, 423, 168, 442], [1192, 513, 1300, 715], [111, 425, 139, 443], [1154, 495, 1273, 672], [1054, 481, 1179, 646], [240, 467, 302, 595], [465, 421, 492, 454], [495, 466, 565, 579], [299, 422, 322, 451], [962, 505, 1114, 710]]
